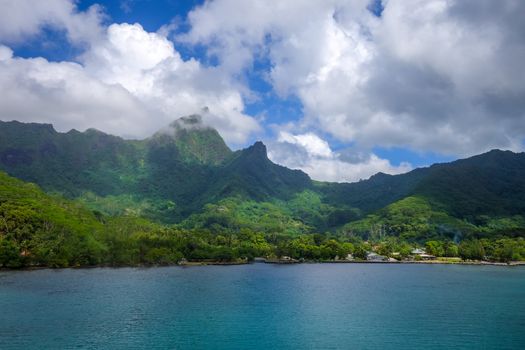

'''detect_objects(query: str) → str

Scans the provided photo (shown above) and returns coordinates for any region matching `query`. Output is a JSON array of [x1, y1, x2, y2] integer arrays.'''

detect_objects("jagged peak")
[[241, 141, 268, 160], [251, 141, 267, 153], [150, 112, 232, 165], [153, 113, 227, 144]]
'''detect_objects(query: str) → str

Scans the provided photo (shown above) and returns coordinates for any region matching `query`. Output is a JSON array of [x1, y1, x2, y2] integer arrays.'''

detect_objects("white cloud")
[[183, 0, 525, 157], [0, 6, 260, 144], [81, 22, 260, 143], [0, 51, 152, 136], [1, 0, 524, 182], [268, 131, 411, 182], [0, 0, 104, 45], [0, 45, 13, 60], [277, 131, 333, 158]]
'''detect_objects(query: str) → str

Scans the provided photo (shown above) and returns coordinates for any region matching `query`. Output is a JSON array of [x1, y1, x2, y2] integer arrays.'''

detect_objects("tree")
[[0, 239, 22, 268], [354, 244, 368, 260], [459, 240, 485, 260], [425, 241, 445, 257]]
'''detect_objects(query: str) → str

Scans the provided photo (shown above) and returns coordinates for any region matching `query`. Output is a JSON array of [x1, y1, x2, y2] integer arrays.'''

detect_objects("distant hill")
[[320, 149, 525, 221]]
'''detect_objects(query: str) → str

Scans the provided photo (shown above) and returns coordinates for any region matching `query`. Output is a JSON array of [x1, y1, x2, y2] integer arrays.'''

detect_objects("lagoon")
[[0, 264, 524, 349]]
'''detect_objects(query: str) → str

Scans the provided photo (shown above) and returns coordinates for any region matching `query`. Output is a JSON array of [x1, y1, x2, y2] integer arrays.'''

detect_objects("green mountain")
[[0, 118, 311, 221], [0, 121, 143, 196], [321, 149, 525, 221], [202, 141, 311, 201], [157, 114, 232, 165], [1, 119, 525, 267], [1, 119, 524, 242]]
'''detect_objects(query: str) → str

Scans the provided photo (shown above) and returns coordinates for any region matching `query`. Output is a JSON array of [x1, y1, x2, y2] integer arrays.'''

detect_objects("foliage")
[[1, 121, 525, 268], [342, 196, 525, 243]]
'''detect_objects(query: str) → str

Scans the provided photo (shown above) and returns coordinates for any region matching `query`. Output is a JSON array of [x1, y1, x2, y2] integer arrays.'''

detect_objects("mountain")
[[320, 149, 525, 222], [413, 150, 525, 219], [152, 114, 232, 165], [0, 121, 142, 196], [1, 119, 525, 267], [204, 141, 311, 202], [1, 119, 525, 239], [0, 118, 311, 221]]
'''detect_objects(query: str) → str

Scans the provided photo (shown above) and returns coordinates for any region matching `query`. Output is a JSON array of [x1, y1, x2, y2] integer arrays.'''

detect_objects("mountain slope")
[[1, 119, 525, 238], [0, 119, 312, 221], [413, 150, 525, 220], [204, 142, 311, 202], [0, 171, 106, 267], [319, 149, 525, 221], [157, 114, 232, 165], [0, 121, 144, 196]]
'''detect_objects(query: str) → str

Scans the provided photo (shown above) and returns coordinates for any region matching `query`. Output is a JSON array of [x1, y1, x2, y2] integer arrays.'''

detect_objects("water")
[[0, 264, 524, 349]]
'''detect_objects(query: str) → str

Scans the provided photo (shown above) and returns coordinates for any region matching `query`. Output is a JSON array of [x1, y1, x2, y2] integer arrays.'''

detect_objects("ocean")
[[0, 263, 524, 349]]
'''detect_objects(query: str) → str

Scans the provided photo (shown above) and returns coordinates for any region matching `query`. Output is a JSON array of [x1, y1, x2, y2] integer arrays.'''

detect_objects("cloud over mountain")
[[0, 0, 524, 181], [182, 0, 525, 156], [0, 6, 259, 143]]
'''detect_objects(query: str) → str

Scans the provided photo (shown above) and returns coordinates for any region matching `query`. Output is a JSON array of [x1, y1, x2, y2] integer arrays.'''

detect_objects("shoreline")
[[318, 260, 525, 266], [2, 259, 524, 271]]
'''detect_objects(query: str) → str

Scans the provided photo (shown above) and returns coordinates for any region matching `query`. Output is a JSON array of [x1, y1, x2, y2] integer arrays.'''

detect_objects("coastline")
[[2, 259, 524, 271]]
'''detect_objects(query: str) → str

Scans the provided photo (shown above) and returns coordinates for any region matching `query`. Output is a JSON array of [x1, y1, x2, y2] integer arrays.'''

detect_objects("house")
[[418, 253, 436, 260], [278, 256, 299, 263], [367, 252, 387, 262], [411, 248, 436, 260]]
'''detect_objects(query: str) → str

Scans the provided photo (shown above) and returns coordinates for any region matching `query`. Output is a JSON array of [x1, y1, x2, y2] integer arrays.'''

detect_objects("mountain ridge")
[[1, 119, 525, 240]]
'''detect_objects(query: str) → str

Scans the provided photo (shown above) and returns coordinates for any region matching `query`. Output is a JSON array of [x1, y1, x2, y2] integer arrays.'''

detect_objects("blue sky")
[[0, 0, 523, 181]]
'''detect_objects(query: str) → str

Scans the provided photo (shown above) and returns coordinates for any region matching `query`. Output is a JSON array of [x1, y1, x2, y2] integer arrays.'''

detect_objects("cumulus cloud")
[[81, 22, 260, 142], [277, 131, 333, 158], [268, 131, 411, 182], [0, 0, 104, 44], [183, 0, 525, 156], [0, 46, 151, 136], [1, 0, 524, 182], [0, 2, 260, 144]]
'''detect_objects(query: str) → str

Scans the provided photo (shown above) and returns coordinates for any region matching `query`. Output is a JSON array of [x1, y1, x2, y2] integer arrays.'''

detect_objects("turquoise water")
[[0, 264, 524, 349]]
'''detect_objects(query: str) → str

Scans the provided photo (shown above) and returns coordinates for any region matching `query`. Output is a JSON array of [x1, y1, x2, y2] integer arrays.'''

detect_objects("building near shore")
[[411, 248, 436, 260], [367, 253, 387, 262]]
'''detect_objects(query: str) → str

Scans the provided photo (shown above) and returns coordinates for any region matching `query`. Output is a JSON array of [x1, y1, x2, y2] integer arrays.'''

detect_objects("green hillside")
[[1, 119, 525, 250], [0, 119, 312, 222], [320, 149, 525, 224], [0, 171, 377, 267], [0, 171, 105, 267]]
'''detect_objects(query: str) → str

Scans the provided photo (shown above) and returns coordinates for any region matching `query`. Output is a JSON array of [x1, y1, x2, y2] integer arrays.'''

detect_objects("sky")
[[0, 0, 524, 182]]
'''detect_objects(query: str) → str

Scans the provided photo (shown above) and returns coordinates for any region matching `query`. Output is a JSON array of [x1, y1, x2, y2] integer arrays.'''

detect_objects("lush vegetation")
[[1, 120, 525, 268], [1, 171, 524, 268], [343, 196, 525, 243]]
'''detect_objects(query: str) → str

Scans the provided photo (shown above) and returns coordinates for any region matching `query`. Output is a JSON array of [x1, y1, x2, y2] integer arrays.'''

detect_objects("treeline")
[[2, 216, 524, 268]]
